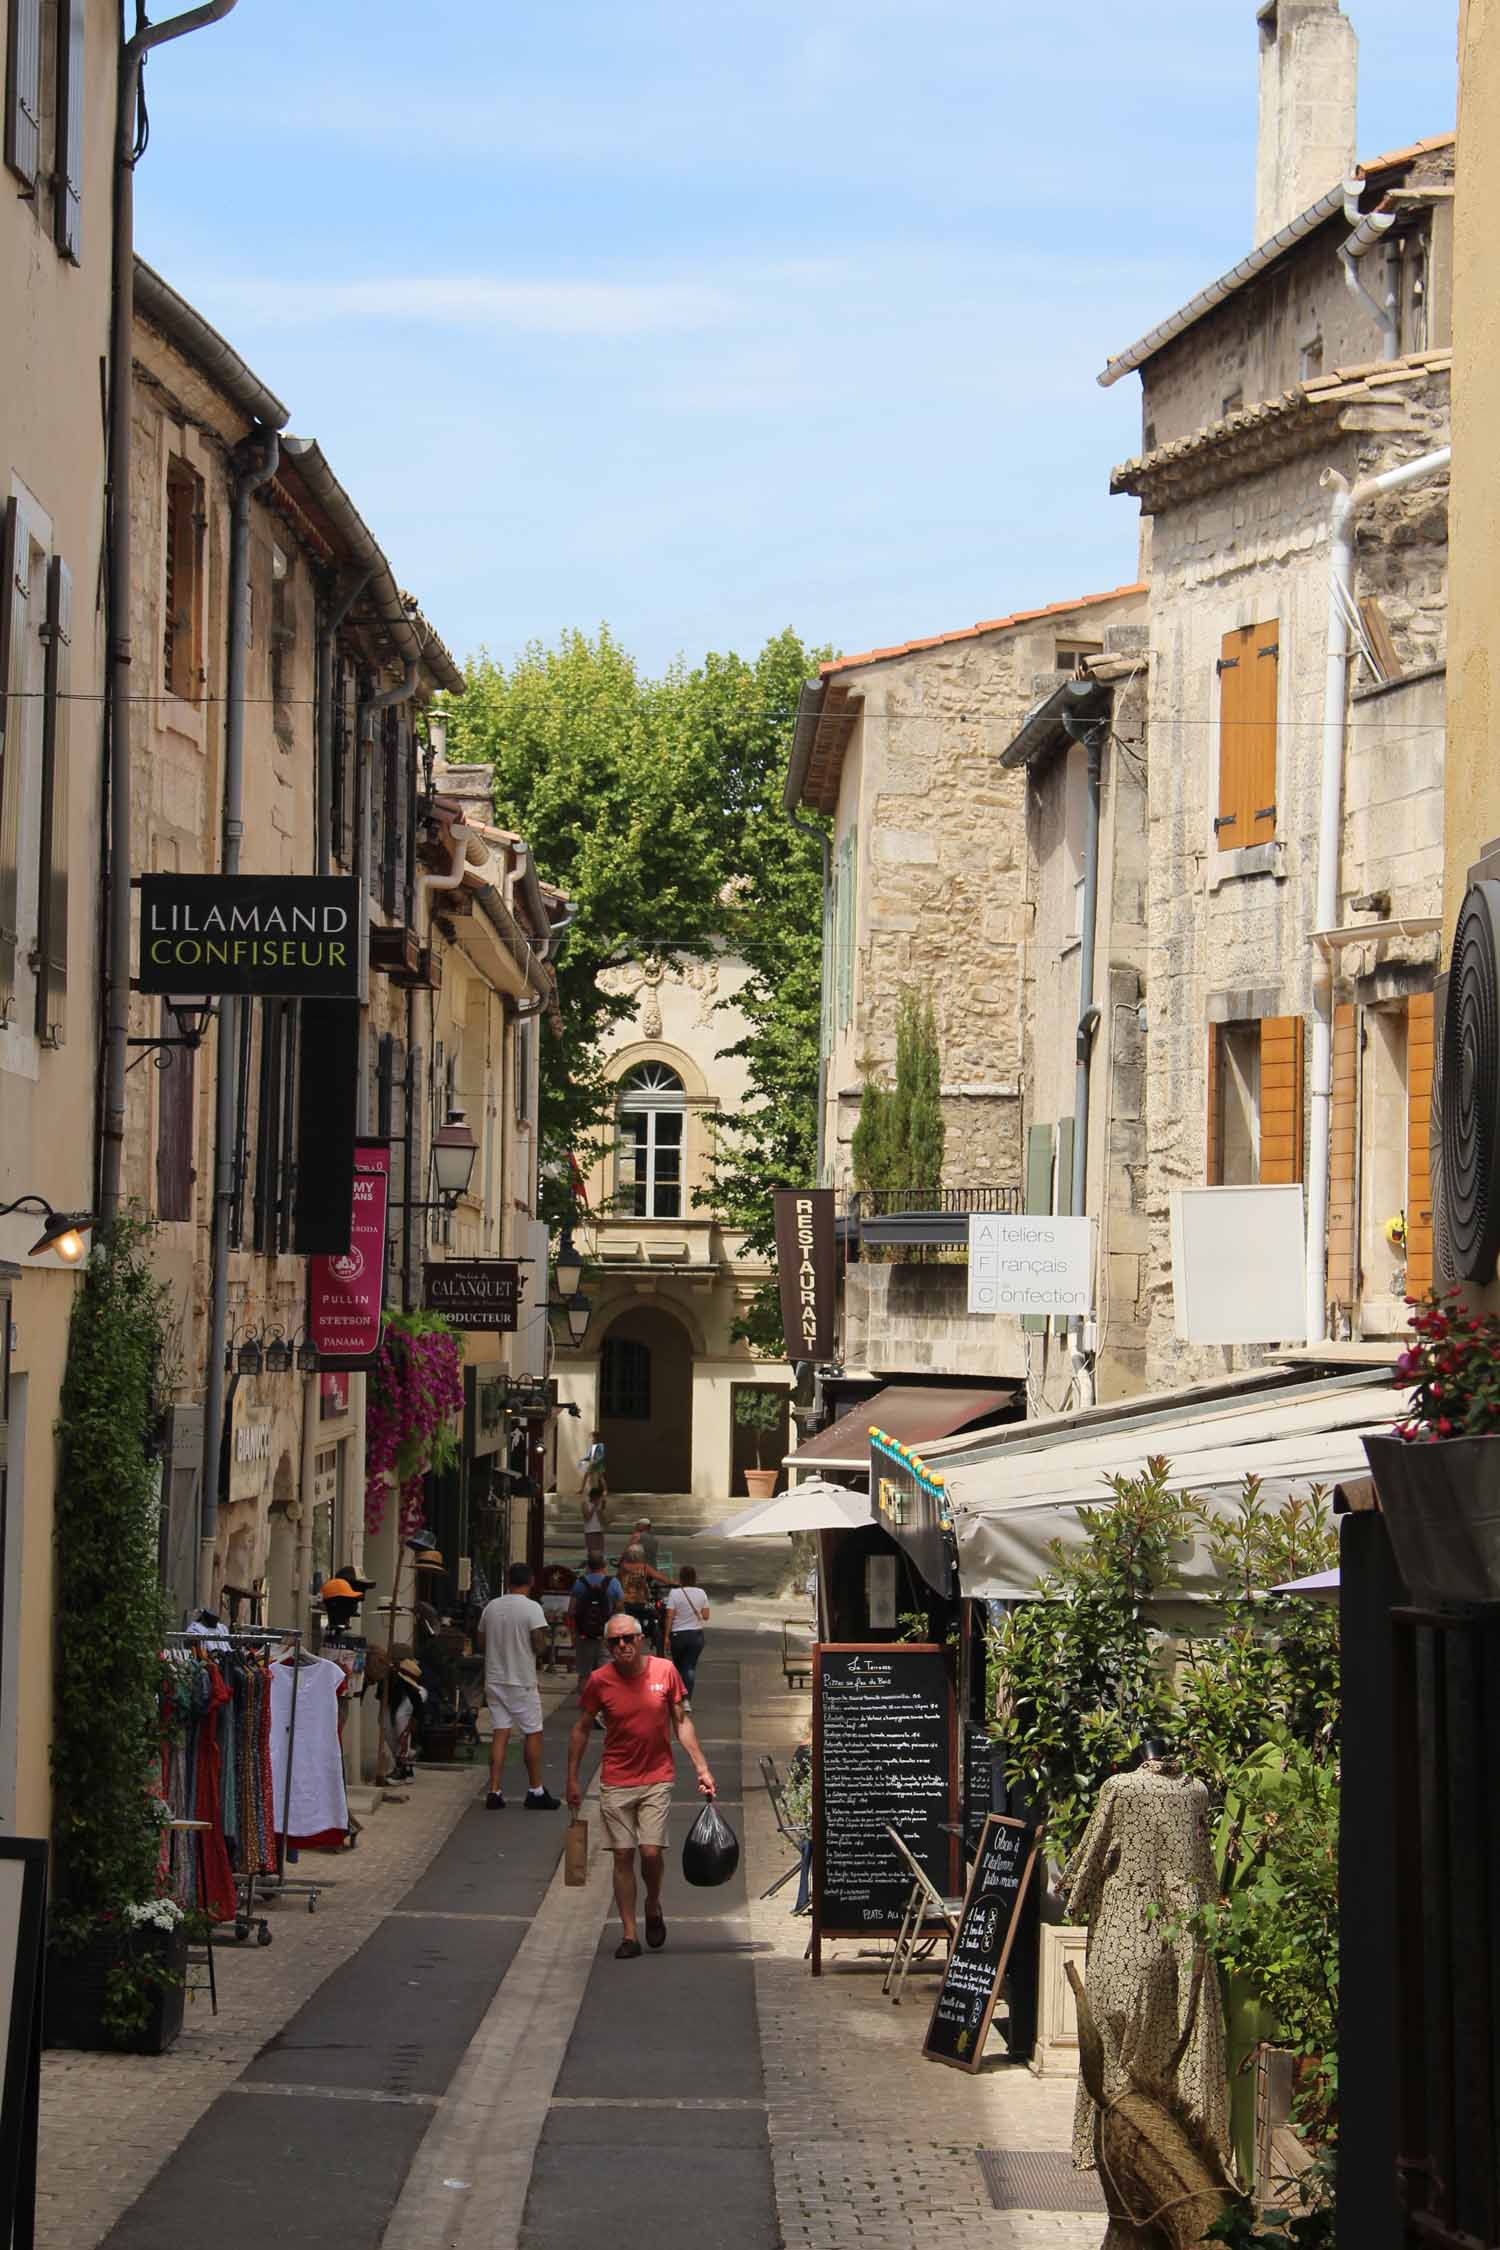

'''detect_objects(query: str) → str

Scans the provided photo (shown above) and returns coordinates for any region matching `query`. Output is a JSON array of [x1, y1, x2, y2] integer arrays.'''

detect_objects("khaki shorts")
[[599, 1780, 673, 1850]]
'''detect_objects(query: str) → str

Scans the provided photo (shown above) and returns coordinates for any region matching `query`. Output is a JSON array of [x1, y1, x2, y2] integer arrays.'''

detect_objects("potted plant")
[[735, 1387, 784, 1499], [1364, 1291, 1500, 1605]]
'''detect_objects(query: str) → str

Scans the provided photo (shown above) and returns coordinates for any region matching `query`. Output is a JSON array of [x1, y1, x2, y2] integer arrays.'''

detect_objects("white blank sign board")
[[1171, 1185, 1307, 1345]]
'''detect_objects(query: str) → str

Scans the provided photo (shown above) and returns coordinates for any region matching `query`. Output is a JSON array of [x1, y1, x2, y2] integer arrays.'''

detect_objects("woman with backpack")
[[569, 1558, 624, 1686]]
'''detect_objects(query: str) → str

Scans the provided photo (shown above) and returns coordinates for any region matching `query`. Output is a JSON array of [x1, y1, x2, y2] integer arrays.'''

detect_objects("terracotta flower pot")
[[1363, 1432, 1500, 1606], [743, 1468, 779, 1499]]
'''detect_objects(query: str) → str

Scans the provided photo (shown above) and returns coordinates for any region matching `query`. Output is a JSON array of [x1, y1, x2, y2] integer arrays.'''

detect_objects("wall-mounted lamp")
[[0, 1198, 96, 1264], [126, 994, 217, 1072], [550, 1293, 592, 1347], [262, 1329, 293, 1375], [554, 1229, 584, 1300], [388, 1108, 479, 1219]]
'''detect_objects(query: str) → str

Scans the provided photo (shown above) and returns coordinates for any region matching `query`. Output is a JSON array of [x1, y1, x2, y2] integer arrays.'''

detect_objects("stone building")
[[0, 0, 117, 1834], [785, 585, 1145, 1382], [122, 270, 565, 1758], [1099, 2, 1453, 1377], [552, 952, 790, 1505]]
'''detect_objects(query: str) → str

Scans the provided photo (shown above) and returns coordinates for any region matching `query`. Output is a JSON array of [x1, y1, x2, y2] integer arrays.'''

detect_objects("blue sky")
[[134, 1, 1456, 676]]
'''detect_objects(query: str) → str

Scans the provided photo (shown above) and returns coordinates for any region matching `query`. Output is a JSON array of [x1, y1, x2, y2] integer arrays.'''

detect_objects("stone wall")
[[843, 1263, 1026, 1380]]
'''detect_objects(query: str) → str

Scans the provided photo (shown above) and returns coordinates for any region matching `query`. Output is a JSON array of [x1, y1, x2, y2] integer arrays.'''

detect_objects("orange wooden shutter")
[[1206, 1026, 1224, 1184], [1216, 621, 1279, 848], [1406, 992, 1435, 1295], [1327, 1004, 1358, 1302], [1259, 1013, 1304, 1184]]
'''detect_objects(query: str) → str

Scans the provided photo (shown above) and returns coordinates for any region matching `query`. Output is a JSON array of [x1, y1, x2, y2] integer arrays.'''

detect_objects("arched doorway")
[[597, 1303, 693, 1494]]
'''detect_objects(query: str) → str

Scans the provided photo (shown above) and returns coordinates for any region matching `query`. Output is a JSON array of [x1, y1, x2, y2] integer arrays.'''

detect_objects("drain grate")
[[976, 2148, 1108, 2213]]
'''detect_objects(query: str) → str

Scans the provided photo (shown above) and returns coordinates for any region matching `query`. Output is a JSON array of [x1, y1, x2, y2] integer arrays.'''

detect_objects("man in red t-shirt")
[[566, 1610, 716, 1959]]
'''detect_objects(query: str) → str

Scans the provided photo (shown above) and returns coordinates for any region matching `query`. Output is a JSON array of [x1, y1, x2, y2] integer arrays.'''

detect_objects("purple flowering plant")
[[365, 1309, 465, 1534], [1391, 1290, 1500, 1442]]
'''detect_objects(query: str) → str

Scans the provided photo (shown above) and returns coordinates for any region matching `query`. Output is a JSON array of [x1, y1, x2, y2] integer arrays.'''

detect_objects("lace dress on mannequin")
[[1062, 1761, 1229, 2188]]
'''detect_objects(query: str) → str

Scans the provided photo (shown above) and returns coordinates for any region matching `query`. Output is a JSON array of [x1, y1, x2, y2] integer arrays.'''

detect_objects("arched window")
[[617, 1063, 685, 1218]]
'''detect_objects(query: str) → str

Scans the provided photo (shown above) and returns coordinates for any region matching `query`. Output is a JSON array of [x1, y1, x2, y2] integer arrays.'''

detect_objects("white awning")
[[949, 1375, 1404, 1599]]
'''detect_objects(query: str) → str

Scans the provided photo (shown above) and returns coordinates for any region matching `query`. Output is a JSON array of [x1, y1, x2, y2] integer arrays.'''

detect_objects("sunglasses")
[[607, 1633, 641, 1648]]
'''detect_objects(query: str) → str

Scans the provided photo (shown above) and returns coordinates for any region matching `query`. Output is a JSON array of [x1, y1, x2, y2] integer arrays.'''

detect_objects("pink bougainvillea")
[[364, 1313, 465, 1535]]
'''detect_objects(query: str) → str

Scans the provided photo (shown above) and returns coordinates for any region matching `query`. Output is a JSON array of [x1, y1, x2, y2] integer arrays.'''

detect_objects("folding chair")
[[881, 1823, 964, 2005], [759, 1754, 811, 1901]]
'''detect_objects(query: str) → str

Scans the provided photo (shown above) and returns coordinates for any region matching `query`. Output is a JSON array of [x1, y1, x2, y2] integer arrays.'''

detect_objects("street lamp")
[[262, 1329, 293, 1375], [430, 1108, 478, 1209], [550, 1292, 593, 1347], [235, 1331, 264, 1377], [554, 1229, 584, 1300], [126, 994, 217, 1071], [0, 1197, 96, 1263]]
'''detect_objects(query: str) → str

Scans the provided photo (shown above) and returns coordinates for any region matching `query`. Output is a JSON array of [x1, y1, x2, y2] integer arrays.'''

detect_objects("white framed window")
[[616, 1063, 685, 1218]]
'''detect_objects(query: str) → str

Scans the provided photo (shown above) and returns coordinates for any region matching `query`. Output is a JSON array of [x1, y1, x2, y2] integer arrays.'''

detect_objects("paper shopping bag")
[[565, 1819, 589, 1886]]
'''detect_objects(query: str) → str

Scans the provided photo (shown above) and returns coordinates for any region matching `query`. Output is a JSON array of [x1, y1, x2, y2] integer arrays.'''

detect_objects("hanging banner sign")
[[308, 1141, 390, 1365], [424, 1260, 520, 1331], [967, 1212, 1093, 1317], [773, 1188, 837, 1361], [136, 874, 363, 998]]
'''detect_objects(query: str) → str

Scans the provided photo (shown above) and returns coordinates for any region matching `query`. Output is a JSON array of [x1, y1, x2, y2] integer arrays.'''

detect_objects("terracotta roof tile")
[[1357, 130, 1456, 177], [820, 582, 1148, 678]]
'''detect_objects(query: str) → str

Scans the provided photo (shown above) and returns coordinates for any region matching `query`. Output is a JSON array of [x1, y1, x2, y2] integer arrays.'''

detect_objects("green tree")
[[851, 987, 946, 1205]]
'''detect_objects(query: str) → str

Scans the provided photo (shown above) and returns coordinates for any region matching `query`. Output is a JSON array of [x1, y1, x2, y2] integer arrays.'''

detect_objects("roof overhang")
[[134, 259, 290, 431], [783, 678, 862, 818]]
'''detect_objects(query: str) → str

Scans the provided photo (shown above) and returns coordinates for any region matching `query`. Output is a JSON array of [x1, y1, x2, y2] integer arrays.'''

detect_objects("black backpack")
[[575, 1575, 612, 1639]]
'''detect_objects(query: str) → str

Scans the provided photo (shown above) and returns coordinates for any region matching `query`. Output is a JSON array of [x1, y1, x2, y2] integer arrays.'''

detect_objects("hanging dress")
[[270, 1655, 349, 1850]]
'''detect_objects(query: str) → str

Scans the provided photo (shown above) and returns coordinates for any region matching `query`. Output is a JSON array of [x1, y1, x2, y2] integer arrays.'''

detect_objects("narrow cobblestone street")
[[42, 1612, 1097, 2249]]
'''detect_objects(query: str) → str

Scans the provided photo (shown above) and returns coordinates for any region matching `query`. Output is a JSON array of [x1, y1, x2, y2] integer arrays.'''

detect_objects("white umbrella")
[[1269, 1567, 1340, 1602], [709, 1480, 874, 1539]]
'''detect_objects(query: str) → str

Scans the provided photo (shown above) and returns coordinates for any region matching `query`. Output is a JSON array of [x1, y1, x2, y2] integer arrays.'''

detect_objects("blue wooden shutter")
[[4, 0, 41, 186], [1022, 1123, 1055, 1336], [53, 0, 84, 260], [34, 552, 69, 1042]]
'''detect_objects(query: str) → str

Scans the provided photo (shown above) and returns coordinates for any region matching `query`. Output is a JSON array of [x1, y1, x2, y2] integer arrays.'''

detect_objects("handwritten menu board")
[[963, 1724, 996, 1855], [923, 1813, 1042, 2071], [812, 1643, 956, 1976]]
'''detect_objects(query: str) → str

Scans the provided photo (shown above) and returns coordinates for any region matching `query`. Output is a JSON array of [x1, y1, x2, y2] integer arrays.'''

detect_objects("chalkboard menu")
[[923, 1813, 1042, 2071], [963, 1724, 996, 1855], [812, 1643, 957, 1976]]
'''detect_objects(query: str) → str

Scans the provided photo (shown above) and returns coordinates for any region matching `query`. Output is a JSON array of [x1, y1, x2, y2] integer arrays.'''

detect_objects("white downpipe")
[[416, 825, 486, 935], [1305, 444, 1451, 1343]]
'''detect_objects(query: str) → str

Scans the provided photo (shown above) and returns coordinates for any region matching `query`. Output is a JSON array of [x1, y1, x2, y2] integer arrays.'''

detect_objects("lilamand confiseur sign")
[[136, 874, 363, 998]]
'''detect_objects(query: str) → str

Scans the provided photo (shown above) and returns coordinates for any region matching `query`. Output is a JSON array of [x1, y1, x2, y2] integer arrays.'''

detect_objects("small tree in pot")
[[1364, 1290, 1500, 1605], [735, 1387, 784, 1499]]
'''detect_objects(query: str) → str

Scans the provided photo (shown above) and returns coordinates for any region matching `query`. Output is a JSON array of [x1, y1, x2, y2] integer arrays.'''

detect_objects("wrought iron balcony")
[[839, 1184, 1023, 1247]]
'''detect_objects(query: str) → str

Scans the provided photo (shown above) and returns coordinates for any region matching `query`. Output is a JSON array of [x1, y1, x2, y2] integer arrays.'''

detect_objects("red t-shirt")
[[579, 1654, 684, 1787]]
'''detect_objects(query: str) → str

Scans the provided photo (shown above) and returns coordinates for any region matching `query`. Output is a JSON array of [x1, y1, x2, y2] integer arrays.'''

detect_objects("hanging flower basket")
[[1364, 1292, 1500, 1606], [364, 1311, 465, 1536]]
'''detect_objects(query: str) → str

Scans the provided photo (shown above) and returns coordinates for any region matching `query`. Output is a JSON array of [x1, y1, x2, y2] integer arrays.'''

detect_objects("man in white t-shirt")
[[479, 1562, 561, 1812]]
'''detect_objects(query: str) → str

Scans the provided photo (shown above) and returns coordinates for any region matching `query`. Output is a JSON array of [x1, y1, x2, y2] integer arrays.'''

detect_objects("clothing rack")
[[163, 1624, 329, 1939]]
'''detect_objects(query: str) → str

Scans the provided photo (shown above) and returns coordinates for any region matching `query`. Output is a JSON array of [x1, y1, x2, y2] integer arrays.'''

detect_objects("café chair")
[[881, 1823, 963, 2005], [758, 1753, 811, 1902]]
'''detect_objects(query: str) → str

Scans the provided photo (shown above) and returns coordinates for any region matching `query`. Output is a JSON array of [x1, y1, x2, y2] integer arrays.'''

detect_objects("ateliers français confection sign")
[[136, 874, 363, 998]]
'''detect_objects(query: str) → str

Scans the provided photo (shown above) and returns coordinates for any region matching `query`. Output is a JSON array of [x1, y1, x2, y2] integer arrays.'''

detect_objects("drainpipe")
[[100, 0, 242, 1220], [1304, 444, 1451, 1345], [354, 662, 419, 1131], [1060, 680, 1111, 1407], [314, 570, 372, 876], [1339, 179, 1399, 361], [198, 427, 280, 1608]]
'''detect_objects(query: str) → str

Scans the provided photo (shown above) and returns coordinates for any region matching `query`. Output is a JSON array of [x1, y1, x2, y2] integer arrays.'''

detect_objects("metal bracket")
[[1215, 656, 1240, 675]]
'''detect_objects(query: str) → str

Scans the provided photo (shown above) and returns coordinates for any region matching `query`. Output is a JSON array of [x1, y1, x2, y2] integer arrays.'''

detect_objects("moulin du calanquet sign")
[[137, 875, 362, 999]]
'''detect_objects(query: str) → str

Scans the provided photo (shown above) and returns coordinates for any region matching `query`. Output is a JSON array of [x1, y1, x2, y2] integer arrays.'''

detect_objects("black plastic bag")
[[682, 1796, 740, 1887]]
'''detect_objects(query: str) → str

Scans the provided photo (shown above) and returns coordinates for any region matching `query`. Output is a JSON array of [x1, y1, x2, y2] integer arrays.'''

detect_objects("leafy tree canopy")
[[444, 626, 829, 1255]]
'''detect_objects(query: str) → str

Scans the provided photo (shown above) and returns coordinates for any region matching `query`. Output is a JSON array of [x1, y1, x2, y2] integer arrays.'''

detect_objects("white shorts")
[[486, 1683, 543, 1736]]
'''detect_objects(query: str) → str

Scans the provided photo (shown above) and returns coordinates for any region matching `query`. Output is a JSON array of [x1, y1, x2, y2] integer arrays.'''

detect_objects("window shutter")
[[34, 553, 69, 1043], [53, 0, 84, 260], [1327, 1003, 1358, 1305], [4, 0, 41, 186], [1052, 1115, 1076, 1335], [1206, 1026, 1223, 1184], [1406, 991, 1435, 1296], [836, 830, 856, 1027], [380, 708, 400, 916], [1022, 1122, 1055, 1335], [1216, 621, 1279, 848], [0, 496, 27, 1020], [293, 998, 358, 1255], [155, 1006, 196, 1221], [1258, 1013, 1304, 1185]]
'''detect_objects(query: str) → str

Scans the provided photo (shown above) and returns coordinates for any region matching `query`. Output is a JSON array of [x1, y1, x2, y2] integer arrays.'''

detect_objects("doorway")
[[597, 1304, 693, 1493]]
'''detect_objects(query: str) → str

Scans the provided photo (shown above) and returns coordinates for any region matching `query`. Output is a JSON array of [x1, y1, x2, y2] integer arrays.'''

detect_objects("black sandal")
[[615, 1937, 643, 1959]]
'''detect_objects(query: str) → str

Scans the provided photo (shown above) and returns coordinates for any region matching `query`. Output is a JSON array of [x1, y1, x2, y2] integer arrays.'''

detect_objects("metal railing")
[[846, 1185, 1022, 1218]]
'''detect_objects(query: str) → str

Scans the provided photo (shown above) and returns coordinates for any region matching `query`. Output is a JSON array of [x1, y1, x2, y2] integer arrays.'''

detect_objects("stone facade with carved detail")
[[552, 950, 790, 1504]]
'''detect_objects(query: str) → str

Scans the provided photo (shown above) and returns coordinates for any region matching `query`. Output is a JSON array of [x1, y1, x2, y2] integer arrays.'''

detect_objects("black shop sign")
[[424, 1261, 521, 1332], [811, 1642, 957, 1975], [137, 875, 362, 998]]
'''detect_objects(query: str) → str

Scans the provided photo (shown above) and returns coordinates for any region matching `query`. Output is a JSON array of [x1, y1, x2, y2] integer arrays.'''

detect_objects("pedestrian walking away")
[[566, 1611, 715, 1959], [580, 1433, 609, 1563], [479, 1561, 561, 1811], [569, 1556, 624, 1687], [662, 1565, 710, 1701], [617, 1539, 669, 1647], [633, 1514, 659, 1567]]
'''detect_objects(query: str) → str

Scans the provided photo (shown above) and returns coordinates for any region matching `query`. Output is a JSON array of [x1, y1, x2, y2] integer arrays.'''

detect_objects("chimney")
[[1254, 0, 1358, 243]]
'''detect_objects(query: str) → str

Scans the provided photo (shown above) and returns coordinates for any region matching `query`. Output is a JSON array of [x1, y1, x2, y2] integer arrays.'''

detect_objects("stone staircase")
[[542, 1492, 799, 1603]]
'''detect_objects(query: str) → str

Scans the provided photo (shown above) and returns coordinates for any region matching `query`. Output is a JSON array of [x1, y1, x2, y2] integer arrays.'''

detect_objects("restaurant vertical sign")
[[308, 1140, 390, 1365], [773, 1188, 836, 1362]]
